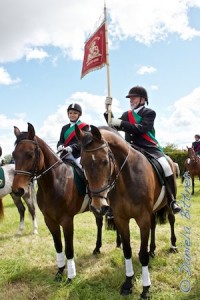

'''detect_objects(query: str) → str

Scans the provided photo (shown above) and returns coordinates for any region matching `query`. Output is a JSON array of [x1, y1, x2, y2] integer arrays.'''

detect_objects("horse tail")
[[155, 206, 168, 225], [0, 198, 4, 221], [104, 207, 117, 231]]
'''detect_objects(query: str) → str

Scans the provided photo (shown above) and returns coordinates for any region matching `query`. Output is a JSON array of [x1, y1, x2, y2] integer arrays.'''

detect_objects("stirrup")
[[170, 200, 181, 214]]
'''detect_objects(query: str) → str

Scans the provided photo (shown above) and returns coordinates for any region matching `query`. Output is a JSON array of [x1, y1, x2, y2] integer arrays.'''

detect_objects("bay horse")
[[11, 123, 120, 282], [182, 147, 200, 194], [0, 164, 38, 235], [75, 125, 178, 299]]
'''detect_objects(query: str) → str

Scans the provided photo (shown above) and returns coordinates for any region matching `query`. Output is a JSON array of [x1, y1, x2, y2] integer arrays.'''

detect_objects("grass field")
[[0, 178, 199, 300]]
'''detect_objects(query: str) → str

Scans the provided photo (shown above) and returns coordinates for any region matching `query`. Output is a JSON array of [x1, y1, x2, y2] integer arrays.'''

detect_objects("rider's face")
[[68, 110, 80, 122], [130, 96, 144, 109]]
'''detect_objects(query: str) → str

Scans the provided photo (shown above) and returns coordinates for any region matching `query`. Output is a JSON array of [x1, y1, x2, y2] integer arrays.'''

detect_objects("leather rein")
[[83, 140, 130, 199]]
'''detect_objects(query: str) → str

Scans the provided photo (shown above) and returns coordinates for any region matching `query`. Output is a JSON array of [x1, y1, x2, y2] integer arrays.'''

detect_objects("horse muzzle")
[[90, 197, 109, 216], [12, 187, 25, 197]]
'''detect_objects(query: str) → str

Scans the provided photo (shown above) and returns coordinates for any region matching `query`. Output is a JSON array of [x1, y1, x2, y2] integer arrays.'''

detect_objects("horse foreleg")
[[114, 218, 133, 296], [62, 217, 76, 282], [192, 177, 194, 195], [138, 219, 151, 300], [168, 211, 178, 253], [44, 216, 65, 281], [11, 194, 25, 235], [93, 215, 103, 255], [149, 214, 156, 258]]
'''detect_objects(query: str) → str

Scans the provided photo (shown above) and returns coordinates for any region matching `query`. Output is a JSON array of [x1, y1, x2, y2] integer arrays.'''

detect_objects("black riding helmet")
[[126, 86, 149, 105], [67, 103, 82, 116]]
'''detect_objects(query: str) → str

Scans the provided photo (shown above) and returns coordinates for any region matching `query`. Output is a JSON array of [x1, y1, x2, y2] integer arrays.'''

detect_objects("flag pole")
[[104, 3, 112, 125]]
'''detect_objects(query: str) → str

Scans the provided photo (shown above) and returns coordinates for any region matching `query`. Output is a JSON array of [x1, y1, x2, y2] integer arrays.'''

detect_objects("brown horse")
[[182, 147, 200, 194], [75, 125, 177, 299], [11, 123, 120, 282]]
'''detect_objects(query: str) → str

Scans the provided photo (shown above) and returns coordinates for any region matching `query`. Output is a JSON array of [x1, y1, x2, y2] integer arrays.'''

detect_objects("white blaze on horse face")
[[92, 154, 95, 160]]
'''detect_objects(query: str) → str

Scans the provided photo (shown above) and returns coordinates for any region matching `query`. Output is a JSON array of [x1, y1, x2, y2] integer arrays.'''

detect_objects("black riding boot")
[[165, 175, 181, 214]]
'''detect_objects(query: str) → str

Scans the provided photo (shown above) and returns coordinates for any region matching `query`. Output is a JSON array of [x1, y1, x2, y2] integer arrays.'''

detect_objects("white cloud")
[[150, 85, 158, 90], [25, 48, 49, 61], [0, 0, 200, 63], [137, 66, 157, 75], [0, 67, 21, 85], [156, 86, 200, 149]]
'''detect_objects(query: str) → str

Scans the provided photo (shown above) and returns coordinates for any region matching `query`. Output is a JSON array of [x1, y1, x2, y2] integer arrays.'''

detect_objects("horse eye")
[[25, 152, 34, 160], [103, 159, 109, 166]]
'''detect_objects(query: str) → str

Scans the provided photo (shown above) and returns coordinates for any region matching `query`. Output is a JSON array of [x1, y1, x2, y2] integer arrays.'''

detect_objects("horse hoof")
[[93, 249, 101, 255], [54, 273, 63, 282], [169, 247, 178, 254], [66, 278, 72, 285], [140, 286, 150, 300], [120, 287, 132, 296], [149, 251, 155, 258]]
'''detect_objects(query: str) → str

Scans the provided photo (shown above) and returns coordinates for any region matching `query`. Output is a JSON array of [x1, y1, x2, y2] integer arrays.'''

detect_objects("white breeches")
[[157, 156, 173, 177]]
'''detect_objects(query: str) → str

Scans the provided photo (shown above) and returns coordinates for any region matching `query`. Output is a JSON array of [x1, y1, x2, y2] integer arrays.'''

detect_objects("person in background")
[[57, 103, 89, 169], [104, 85, 181, 214], [192, 134, 200, 156]]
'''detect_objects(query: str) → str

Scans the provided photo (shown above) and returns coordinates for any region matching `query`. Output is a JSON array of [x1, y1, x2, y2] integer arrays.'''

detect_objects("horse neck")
[[37, 137, 61, 171]]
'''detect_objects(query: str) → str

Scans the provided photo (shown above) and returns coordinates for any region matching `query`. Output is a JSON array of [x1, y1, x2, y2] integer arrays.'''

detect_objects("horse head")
[[75, 125, 118, 216], [12, 123, 44, 197], [187, 147, 198, 163]]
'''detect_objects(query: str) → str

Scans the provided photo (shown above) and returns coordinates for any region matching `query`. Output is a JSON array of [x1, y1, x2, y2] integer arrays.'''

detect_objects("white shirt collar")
[[134, 105, 145, 113]]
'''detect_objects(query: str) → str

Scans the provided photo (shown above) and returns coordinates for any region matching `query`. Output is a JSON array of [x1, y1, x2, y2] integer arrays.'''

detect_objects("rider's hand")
[[110, 118, 122, 127], [105, 96, 112, 110], [57, 145, 64, 152], [64, 146, 72, 154]]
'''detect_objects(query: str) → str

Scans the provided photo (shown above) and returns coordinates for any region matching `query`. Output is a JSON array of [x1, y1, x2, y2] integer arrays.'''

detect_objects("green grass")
[[0, 178, 199, 299]]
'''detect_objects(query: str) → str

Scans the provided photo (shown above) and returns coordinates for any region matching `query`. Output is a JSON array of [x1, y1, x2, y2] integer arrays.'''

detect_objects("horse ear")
[[14, 126, 21, 137], [90, 125, 102, 141], [27, 123, 35, 140]]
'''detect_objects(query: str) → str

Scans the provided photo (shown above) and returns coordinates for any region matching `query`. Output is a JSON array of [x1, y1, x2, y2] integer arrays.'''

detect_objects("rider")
[[104, 85, 181, 214], [192, 134, 200, 156], [57, 103, 89, 168]]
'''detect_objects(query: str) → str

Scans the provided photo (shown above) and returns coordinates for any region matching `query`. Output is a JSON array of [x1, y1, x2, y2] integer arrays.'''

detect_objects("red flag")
[[81, 22, 107, 79]]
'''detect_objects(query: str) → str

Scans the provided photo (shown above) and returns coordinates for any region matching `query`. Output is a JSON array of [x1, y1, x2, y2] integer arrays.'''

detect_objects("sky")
[[0, 0, 200, 158]]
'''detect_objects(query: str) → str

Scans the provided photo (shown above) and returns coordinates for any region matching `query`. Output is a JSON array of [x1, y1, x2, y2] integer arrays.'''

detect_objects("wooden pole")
[[104, 3, 112, 125]]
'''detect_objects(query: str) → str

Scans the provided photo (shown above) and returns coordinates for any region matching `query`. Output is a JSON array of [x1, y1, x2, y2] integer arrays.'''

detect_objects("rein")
[[84, 140, 130, 198], [14, 139, 62, 181]]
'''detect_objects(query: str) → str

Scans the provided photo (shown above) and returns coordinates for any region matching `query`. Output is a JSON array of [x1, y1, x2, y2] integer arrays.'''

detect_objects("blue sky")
[[0, 0, 200, 157]]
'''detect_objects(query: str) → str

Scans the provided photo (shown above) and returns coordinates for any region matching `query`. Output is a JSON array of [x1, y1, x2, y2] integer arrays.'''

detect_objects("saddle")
[[0, 167, 5, 188], [132, 146, 165, 186], [64, 159, 87, 196]]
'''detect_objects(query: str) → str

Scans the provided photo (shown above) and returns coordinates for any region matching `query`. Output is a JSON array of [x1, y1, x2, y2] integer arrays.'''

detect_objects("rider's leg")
[[157, 156, 181, 214]]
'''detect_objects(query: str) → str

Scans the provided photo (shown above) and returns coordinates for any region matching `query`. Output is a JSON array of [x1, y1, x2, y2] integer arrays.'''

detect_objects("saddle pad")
[[0, 167, 5, 188], [65, 159, 86, 196], [73, 167, 86, 196], [147, 157, 165, 186]]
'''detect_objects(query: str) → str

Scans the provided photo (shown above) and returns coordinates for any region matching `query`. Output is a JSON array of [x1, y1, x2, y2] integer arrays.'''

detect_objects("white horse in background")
[[0, 164, 38, 235]]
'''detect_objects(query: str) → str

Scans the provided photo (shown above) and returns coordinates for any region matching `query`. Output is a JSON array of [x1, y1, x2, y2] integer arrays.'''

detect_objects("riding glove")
[[64, 146, 72, 154], [57, 145, 64, 152], [105, 96, 112, 110], [111, 118, 122, 127]]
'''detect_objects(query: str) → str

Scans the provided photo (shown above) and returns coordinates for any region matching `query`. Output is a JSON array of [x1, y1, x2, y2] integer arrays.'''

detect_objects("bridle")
[[83, 140, 130, 200], [14, 139, 62, 181]]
